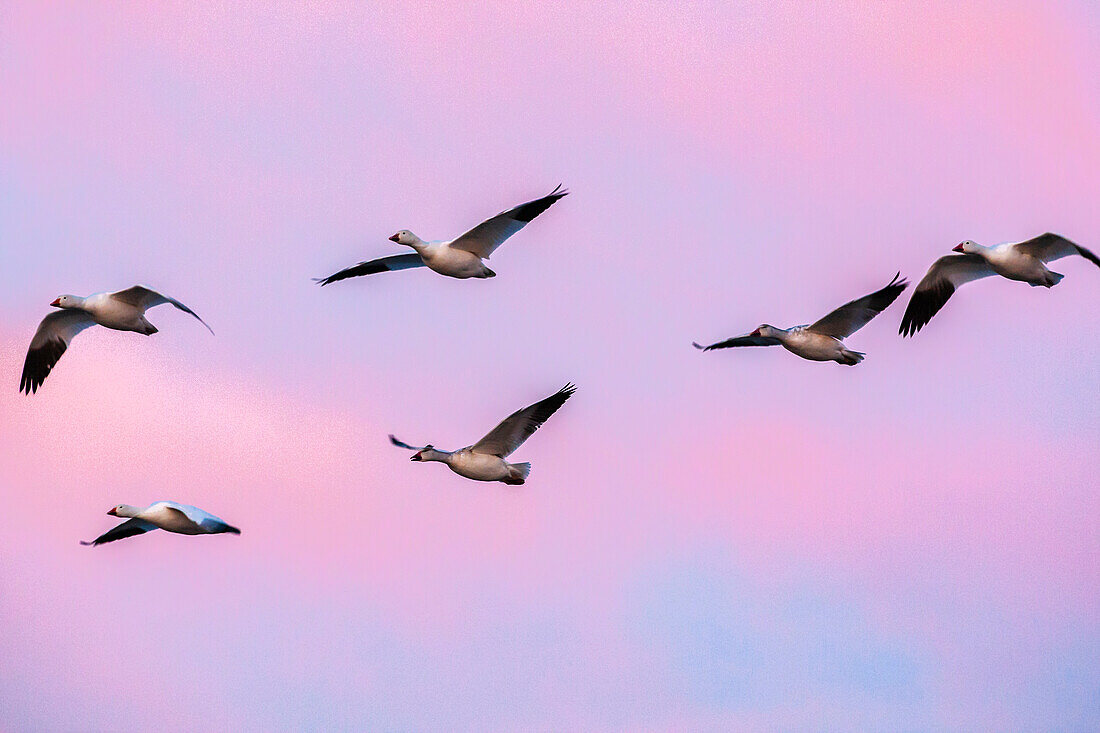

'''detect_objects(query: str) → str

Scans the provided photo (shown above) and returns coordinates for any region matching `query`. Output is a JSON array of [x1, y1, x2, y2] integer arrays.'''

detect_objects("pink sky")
[[1, 1, 1099, 730]]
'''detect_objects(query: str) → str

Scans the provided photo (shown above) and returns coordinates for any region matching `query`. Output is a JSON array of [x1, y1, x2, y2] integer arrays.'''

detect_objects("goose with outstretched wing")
[[900, 233, 1098, 336], [389, 383, 576, 485], [20, 285, 212, 394], [695, 273, 907, 365], [315, 185, 567, 285]]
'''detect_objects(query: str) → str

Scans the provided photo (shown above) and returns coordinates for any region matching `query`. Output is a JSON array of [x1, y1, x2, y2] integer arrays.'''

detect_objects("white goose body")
[[979, 242, 1060, 284], [80, 292, 159, 331], [777, 326, 850, 362], [446, 448, 516, 482], [140, 502, 212, 534], [414, 241, 496, 279]]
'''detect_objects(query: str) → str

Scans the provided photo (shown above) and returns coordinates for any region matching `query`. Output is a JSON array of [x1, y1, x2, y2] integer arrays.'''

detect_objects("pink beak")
[[50, 298, 61, 307], [389, 234, 400, 243], [952, 243, 965, 253], [107, 508, 118, 516]]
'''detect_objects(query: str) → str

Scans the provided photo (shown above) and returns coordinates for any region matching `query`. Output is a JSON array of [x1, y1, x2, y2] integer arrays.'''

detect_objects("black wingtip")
[[692, 341, 705, 350], [880, 272, 908, 295], [1075, 245, 1100, 269], [898, 277, 953, 338], [557, 382, 577, 399], [510, 185, 569, 223], [80, 540, 95, 547], [20, 338, 66, 396], [389, 434, 418, 450], [899, 315, 919, 338]]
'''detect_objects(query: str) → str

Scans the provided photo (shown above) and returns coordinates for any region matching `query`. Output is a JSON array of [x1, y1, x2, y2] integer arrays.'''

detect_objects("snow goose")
[[389, 383, 576, 485], [315, 185, 568, 285], [900, 233, 1099, 336], [20, 285, 213, 394], [694, 273, 907, 365], [81, 501, 240, 546]]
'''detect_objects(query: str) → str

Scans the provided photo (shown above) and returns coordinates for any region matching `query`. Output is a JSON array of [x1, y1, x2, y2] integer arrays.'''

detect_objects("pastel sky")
[[1, 1, 1098, 730]]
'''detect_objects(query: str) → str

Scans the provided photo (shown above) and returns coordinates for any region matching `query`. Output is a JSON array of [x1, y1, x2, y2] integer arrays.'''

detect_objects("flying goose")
[[389, 383, 576, 485], [900, 233, 1099, 336], [694, 273, 907, 365], [315, 185, 568, 285], [81, 501, 240, 546], [19, 285, 213, 394]]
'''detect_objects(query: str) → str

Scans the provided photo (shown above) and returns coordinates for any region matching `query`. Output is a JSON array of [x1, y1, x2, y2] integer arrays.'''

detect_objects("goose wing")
[[471, 383, 575, 458], [809, 273, 908, 339], [899, 254, 995, 336], [389, 435, 428, 451], [81, 518, 158, 546], [110, 286, 213, 334], [448, 185, 567, 259], [314, 254, 425, 286], [1012, 232, 1100, 268], [692, 335, 780, 351], [20, 310, 97, 394]]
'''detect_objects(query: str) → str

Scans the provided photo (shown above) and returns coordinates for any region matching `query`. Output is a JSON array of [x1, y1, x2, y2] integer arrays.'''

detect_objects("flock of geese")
[[17, 185, 1097, 546]]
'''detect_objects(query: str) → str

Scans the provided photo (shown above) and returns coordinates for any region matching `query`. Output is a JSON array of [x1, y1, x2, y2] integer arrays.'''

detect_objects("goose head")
[[953, 240, 979, 254], [389, 230, 423, 247], [750, 324, 781, 338], [50, 294, 81, 309], [411, 445, 434, 461], [107, 504, 140, 518]]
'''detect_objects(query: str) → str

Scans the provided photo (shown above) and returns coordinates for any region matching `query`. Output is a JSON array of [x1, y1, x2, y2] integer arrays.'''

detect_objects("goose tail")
[[504, 462, 531, 485], [839, 349, 865, 366]]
